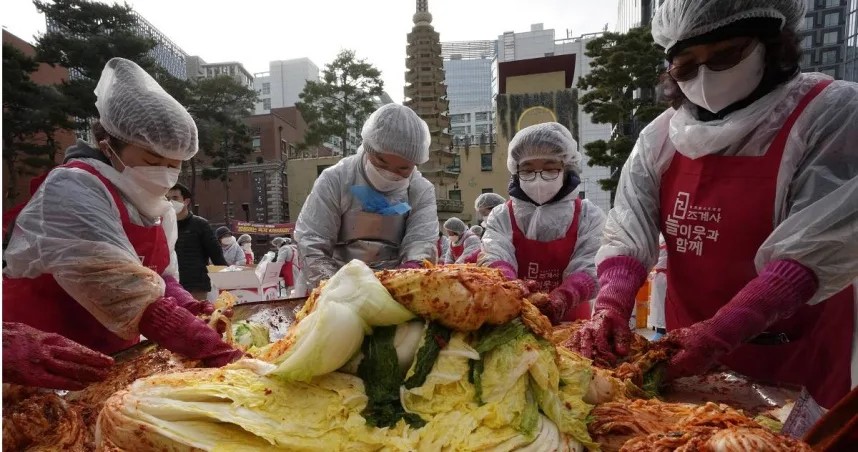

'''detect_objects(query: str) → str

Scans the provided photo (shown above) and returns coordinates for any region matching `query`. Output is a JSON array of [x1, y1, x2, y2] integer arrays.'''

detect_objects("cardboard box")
[[208, 261, 284, 304]]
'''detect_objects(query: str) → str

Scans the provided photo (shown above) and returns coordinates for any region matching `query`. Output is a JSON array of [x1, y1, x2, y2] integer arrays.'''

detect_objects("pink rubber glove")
[[543, 272, 596, 325], [399, 261, 423, 269], [488, 261, 518, 281], [163, 275, 214, 316], [2, 322, 114, 390], [567, 256, 647, 365], [658, 260, 818, 381], [139, 297, 244, 367], [464, 249, 480, 264]]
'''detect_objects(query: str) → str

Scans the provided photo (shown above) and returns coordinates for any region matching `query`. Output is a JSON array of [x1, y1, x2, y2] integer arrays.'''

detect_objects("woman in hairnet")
[[441, 217, 480, 264], [294, 104, 438, 287], [3, 58, 242, 367], [216, 227, 246, 267], [568, 0, 858, 410], [272, 237, 307, 297], [237, 234, 254, 265], [481, 122, 606, 325], [474, 192, 506, 227]]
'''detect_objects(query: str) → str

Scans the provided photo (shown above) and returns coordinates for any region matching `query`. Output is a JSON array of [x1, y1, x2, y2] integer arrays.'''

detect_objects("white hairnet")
[[272, 237, 290, 247], [599, 73, 858, 304], [470, 225, 484, 235], [238, 234, 252, 245], [94, 58, 198, 160], [480, 194, 606, 283], [361, 104, 431, 164], [443, 217, 466, 235], [506, 122, 581, 174], [651, 0, 806, 52], [475, 193, 506, 211]]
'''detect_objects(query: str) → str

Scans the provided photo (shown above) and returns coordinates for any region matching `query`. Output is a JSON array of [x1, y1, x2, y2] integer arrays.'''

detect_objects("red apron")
[[3, 161, 171, 355], [450, 237, 465, 262], [510, 198, 591, 321], [280, 258, 295, 286], [659, 80, 853, 408], [244, 251, 254, 266], [464, 249, 480, 264]]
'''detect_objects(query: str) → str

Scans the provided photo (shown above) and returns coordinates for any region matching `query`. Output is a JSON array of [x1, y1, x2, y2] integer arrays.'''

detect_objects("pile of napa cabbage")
[[97, 260, 600, 451]]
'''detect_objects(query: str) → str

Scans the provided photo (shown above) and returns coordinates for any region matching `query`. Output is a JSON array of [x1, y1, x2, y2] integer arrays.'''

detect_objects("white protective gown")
[[480, 192, 607, 284], [443, 230, 481, 264], [599, 72, 858, 385]]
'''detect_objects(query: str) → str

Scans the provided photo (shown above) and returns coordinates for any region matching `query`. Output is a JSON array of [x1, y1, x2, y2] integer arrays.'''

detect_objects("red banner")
[[230, 220, 294, 236]]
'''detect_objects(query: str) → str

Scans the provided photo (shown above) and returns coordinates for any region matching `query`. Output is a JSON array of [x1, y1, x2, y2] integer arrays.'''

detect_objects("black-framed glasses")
[[517, 169, 562, 182], [668, 39, 758, 82]]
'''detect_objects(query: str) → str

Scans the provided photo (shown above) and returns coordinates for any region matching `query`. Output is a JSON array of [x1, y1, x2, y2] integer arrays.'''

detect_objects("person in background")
[[3, 58, 240, 366], [480, 122, 606, 325], [295, 104, 438, 288], [437, 231, 450, 265], [648, 234, 668, 339], [167, 183, 227, 301], [3, 322, 114, 390], [216, 227, 245, 267], [470, 225, 484, 238], [568, 0, 858, 411], [273, 237, 306, 297], [474, 192, 506, 227], [238, 234, 254, 265], [442, 217, 480, 264]]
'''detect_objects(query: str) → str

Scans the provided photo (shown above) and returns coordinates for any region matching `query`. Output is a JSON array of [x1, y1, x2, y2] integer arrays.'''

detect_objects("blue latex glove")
[[350, 186, 411, 216]]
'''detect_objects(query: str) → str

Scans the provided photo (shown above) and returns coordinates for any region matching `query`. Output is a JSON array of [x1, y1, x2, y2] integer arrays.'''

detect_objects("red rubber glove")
[[399, 261, 423, 269], [659, 260, 818, 381], [163, 275, 214, 316], [567, 256, 647, 365], [2, 322, 114, 390], [542, 272, 597, 325], [139, 297, 243, 367], [488, 261, 517, 281]]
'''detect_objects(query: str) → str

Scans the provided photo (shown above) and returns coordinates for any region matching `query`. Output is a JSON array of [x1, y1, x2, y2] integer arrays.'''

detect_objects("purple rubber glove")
[[139, 297, 244, 367], [399, 261, 423, 269], [543, 272, 597, 325], [567, 256, 647, 365], [2, 322, 114, 390], [163, 275, 214, 316], [658, 260, 818, 381], [488, 261, 518, 281]]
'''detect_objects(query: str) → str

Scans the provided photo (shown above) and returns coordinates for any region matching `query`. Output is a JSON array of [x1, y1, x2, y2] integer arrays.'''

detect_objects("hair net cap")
[[216, 227, 232, 239], [651, 0, 806, 52], [443, 217, 466, 235], [475, 193, 506, 211], [94, 57, 199, 160], [506, 122, 581, 174], [361, 104, 431, 165], [238, 234, 252, 245], [470, 225, 484, 235]]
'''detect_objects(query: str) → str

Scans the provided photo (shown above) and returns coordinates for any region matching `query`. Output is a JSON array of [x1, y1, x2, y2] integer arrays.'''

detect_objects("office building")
[[616, 0, 663, 33], [801, 0, 858, 82], [186, 56, 254, 89], [442, 40, 496, 145], [254, 58, 320, 114]]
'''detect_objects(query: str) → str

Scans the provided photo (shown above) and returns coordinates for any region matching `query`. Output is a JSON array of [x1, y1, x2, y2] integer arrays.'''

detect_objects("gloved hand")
[[139, 297, 244, 367], [163, 276, 232, 334], [567, 256, 647, 365], [658, 260, 817, 381], [488, 261, 517, 281], [2, 322, 114, 390], [399, 261, 423, 269], [542, 272, 596, 325]]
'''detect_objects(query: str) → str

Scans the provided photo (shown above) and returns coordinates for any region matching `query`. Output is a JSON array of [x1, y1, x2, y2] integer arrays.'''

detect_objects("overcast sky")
[[3, 0, 618, 102]]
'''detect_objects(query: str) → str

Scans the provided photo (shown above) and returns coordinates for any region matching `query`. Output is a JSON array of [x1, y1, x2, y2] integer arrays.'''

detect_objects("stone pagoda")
[[405, 0, 460, 216]]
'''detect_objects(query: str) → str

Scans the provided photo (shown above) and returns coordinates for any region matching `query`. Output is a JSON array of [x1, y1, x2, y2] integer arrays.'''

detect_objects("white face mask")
[[221, 236, 236, 246], [364, 156, 410, 193], [108, 144, 180, 218], [677, 43, 765, 114], [241, 243, 252, 251], [170, 200, 185, 214], [520, 176, 564, 205]]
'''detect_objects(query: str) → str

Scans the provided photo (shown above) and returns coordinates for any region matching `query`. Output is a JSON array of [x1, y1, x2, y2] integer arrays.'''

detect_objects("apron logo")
[[665, 191, 721, 256], [527, 263, 539, 279]]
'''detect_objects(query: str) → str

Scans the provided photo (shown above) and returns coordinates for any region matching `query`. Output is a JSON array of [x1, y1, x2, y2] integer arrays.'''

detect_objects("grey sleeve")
[[294, 168, 343, 287], [456, 234, 482, 264], [400, 180, 439, 264], [478, 203, 518, 271], [563, 200, 607, 282]]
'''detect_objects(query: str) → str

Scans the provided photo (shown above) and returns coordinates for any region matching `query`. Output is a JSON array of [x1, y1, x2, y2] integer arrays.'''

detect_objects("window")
[[578, 191, 586, 199], [823, 31, 838, 44], [481, 188, 494, 194], [806, 0, 814, 10], [475, 112, 490, 121], [800, 52, 812, 67], [825, 0, 840, 7], [448, 189, 461, 201], [804, 16, 815, 30], [252, 136, 261, 150], [822, 49, 837, 64], [262, 82, 270, 95], [451, 126, 469, 136], [450, 113, 470, 123], [474, 124, 490, 134], [480, 153, 492, 171], [262, 98, 271, 110], [801, 35, 813, 49], [824, 12, 840, 26], [449, 155, 461, 172]]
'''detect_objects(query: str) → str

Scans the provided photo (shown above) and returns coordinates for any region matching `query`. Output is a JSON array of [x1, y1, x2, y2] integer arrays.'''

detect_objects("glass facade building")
[[799, 0, 858, 82]]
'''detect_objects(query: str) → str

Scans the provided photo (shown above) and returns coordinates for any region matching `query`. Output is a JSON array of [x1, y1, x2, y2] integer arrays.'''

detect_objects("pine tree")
[[296, 50, 384, 156], [577, 26, 665, 200]]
